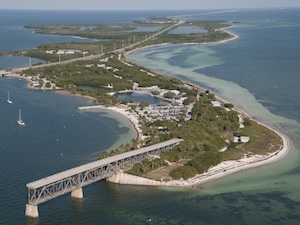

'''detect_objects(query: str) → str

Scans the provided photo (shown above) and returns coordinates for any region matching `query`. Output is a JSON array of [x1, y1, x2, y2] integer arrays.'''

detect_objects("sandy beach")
[[104, 105, 145, 140], [78, 104, 144, 141]]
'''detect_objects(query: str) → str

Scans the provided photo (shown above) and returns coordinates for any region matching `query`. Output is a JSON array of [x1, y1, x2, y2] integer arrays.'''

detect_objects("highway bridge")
[[25, 138, 182, 218]]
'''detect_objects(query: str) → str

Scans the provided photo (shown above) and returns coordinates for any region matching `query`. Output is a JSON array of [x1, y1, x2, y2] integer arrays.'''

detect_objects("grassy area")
[[144, 159, 190, 181], [222, 147, 246, 161], [222, 119, 283, 161], [239, 119, 283, 154]]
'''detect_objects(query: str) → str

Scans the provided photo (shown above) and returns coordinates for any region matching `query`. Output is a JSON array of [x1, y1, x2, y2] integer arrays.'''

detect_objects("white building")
[[211, 101, 221, 107], [233, 136, 250, 143]]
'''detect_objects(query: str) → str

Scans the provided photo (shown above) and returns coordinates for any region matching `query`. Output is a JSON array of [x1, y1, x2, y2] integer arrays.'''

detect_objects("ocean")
[[1, 8, 300, 225]]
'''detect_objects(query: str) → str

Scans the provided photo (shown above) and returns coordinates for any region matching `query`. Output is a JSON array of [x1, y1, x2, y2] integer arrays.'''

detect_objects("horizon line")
[[0, 6, 299, 11]]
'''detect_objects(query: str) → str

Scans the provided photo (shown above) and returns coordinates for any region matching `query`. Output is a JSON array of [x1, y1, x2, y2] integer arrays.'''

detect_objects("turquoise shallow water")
[[1, 8, 300, 225]]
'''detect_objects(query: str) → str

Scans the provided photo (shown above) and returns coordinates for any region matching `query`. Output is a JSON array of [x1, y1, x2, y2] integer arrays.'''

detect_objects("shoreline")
[[5, 27, 290, 188], [79, 105, 144, 141], [105, 106, 144, 140]]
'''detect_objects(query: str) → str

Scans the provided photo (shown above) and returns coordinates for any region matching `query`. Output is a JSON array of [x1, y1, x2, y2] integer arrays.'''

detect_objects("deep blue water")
[[1, 8, 300, 225]]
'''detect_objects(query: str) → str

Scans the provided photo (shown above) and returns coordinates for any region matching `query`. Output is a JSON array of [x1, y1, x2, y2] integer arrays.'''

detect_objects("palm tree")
[[130, 138, 139, 149]]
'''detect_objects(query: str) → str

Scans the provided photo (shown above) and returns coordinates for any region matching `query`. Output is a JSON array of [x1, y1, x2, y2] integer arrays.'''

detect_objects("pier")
[[25, 138, 182, 218], [77, 105, 103, 110]]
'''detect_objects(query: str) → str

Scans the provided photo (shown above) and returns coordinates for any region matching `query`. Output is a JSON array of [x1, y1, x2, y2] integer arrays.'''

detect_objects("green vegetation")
[[23, 53, 181, 104], [145, 21, 234, 45], [141, 94, 240, 180], [26, 50, 83, 62], [98, 138, 140, 159], [163, 91, 176, 99], [25, 23, 164, 41], [170, 152, 223, 180], [128, 158, 168, 176]]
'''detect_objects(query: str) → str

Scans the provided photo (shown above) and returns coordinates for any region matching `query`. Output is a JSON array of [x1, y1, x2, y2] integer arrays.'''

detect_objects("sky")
[[0, 0, 300, 10]]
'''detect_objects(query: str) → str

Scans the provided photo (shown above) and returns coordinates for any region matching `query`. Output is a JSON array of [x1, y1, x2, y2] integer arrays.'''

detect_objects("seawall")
[[108, 172, 165, 186]]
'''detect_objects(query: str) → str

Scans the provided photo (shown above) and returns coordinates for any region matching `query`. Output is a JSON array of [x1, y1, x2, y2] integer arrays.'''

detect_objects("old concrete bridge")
[[25, 138, 182, 218]]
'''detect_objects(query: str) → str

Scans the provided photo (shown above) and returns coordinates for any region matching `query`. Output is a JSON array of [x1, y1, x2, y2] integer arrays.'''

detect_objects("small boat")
[[7, 91, 13, 104], [17, 109, 25, 126]]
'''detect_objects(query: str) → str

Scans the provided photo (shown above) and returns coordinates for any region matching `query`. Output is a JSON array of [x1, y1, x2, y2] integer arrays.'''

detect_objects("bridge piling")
[[71, 188, 83, 199], [25, 204, 39, 218]]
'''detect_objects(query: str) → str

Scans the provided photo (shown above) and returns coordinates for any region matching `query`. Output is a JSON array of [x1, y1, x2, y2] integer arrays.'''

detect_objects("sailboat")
[[17, 109, 25, 126], [7, 91, 13, 104]]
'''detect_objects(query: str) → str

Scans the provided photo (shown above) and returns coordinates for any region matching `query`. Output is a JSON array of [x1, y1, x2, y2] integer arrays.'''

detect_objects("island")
[[6, 17, 287, 187]]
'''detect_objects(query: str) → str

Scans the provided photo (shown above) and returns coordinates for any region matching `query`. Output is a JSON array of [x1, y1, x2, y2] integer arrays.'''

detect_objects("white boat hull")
[[17, 109, 25, 126], [17, 120, 25, 126]]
